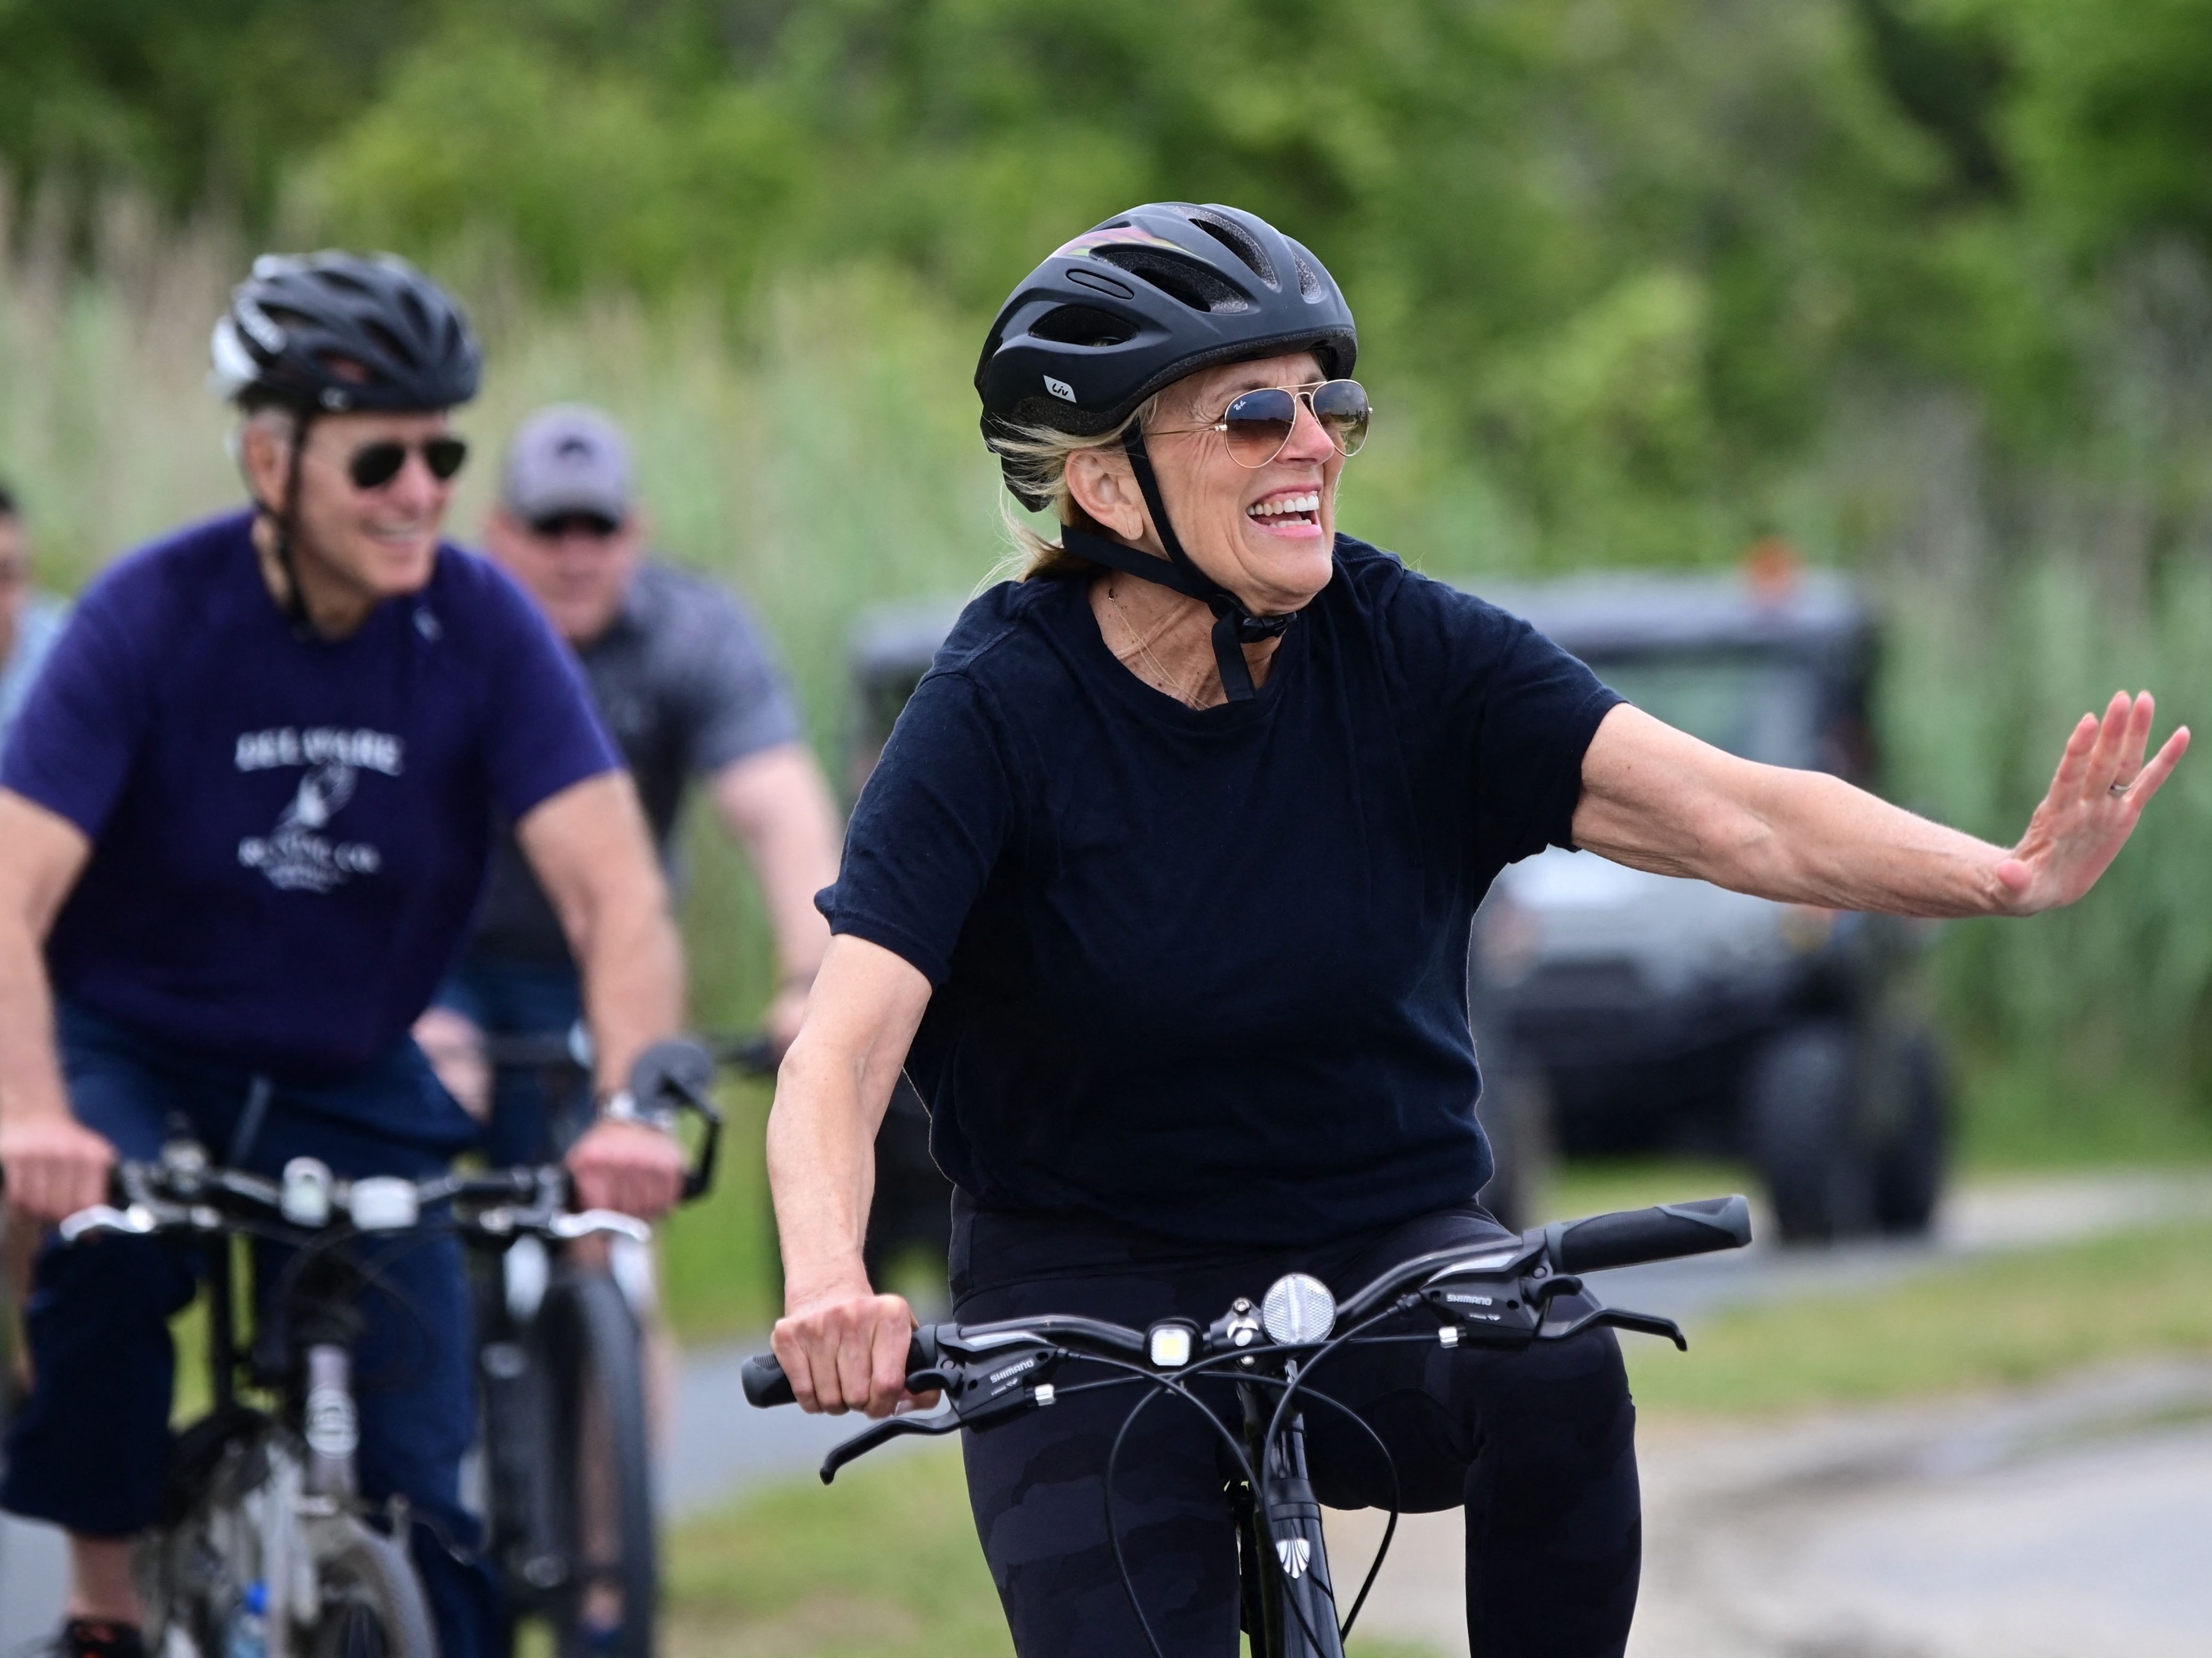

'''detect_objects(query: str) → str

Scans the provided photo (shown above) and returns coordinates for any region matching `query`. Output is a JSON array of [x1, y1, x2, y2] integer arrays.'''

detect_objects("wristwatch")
[[598, 1089, 680, 1137]]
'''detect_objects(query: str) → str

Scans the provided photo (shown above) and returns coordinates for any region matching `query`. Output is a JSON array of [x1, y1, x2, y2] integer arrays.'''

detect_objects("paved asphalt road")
[[5, 1170, 2207, 1647]]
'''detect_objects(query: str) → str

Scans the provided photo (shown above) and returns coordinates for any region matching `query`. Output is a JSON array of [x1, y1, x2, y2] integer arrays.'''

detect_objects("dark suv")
[[1468, 567, 1951, 1242]]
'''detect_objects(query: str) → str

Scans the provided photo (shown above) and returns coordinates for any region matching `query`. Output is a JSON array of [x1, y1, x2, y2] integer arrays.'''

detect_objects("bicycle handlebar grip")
[[741, 1329, 943, 1410], [741, 1352, 797, 1408], [1543, 1194, 1752, 1274]]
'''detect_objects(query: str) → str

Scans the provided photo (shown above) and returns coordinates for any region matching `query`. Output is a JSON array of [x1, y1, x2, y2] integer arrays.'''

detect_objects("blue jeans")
[[435, 956, 592, 1166], [0, 1003, 498, 1657]]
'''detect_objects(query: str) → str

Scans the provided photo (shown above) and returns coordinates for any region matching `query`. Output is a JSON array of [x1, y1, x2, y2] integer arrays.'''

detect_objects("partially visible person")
[[414, 404, 841, 1163], [0, 483, 70, 743], [0, 254, 687, 1658]]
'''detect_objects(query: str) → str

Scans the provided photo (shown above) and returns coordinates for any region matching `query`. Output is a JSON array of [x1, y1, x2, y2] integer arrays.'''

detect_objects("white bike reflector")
[[1261, 1272, 1336, 1346]]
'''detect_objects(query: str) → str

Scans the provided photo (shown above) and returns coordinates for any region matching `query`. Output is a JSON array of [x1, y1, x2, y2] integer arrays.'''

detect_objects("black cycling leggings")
[[951, 1201, 1641, 1658]]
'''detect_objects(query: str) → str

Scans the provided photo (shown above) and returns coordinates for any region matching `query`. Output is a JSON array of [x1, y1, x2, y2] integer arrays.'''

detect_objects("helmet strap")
[[1058, 429, 1296, 703], [255, 409, 320, 642]]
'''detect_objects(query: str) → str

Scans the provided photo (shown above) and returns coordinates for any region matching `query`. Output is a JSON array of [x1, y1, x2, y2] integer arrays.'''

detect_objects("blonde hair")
[[990, 394, 1163, 583]]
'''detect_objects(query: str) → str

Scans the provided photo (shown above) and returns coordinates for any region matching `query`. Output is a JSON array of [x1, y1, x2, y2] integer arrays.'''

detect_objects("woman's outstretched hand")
[[1996, 691, 2190, 914]]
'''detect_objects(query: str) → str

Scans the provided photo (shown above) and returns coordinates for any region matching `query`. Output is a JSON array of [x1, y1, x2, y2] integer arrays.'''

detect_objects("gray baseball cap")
[[501, 403, 633, 522]]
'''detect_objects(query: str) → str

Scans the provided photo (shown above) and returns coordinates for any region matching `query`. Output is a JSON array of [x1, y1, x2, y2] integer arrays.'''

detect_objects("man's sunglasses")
[[1150, 379, 1372, 469], [343, 436, 469, 491], [526, 511, 623, 540]]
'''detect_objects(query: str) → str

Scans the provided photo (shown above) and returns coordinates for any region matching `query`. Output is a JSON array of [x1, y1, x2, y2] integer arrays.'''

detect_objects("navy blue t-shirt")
[[0, 511, 619, 1086], [823, 535, 1621, 1247]]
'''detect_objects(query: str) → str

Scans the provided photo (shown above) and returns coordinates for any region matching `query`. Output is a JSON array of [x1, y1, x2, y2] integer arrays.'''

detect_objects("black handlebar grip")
[[1542, 1194, 1752, 1274], [741, 1328, 942, 1410], [741, 1352, 796, 1408]]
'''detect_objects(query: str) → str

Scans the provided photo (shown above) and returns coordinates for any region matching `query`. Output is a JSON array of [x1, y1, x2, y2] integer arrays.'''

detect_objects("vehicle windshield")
[[1588, 651, 1821, 769]]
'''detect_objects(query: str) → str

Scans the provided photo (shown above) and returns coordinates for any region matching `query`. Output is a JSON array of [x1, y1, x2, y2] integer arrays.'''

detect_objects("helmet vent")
[[1293, 255, 1322, 301], [1094, 249, 1251, 315], [1185, 209, 1278, 291], [1030, 305, 1135, 348]]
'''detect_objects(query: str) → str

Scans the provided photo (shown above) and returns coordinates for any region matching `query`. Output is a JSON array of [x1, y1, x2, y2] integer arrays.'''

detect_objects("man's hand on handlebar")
[[0, 1110, 118, 1224], [567, 1117, 686, 1221], [772, 1279, 938, 1419]]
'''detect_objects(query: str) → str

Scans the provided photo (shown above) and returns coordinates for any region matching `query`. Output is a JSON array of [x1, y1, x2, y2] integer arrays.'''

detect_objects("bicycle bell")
[[1260, 1272, 1337, 1346]]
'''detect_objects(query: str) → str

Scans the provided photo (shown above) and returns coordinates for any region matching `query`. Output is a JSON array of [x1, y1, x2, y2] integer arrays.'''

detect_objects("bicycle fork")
[[1238, 1377, 1345, 1658]]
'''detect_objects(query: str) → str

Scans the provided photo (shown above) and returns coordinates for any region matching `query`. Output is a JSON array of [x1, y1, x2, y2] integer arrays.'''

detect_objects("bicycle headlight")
[[1147, 1322, 1194, 1370], [1260, 1273, 1336, 1346], [347, 1176, 421, 1231]]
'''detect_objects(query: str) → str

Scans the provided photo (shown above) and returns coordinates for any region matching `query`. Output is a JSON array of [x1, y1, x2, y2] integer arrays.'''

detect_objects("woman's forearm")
[[1726, 765, 2011, 917], [765, 1042, 882, 1304], [1574, 706, 2013, 918]]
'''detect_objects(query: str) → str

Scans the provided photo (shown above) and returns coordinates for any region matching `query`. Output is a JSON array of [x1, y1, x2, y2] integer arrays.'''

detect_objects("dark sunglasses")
[[527, 511, 623, 541], [1152, 379, 1372, 468], [345, 436, 469, 491]]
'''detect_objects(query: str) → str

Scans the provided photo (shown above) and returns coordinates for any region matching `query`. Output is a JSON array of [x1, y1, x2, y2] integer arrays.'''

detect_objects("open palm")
[[1997, 691, 2190, 914]]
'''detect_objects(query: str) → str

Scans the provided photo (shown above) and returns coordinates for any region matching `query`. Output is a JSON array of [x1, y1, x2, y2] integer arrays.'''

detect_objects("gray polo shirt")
[[0, 591, 70, 748], [467, 559, 803, 965]]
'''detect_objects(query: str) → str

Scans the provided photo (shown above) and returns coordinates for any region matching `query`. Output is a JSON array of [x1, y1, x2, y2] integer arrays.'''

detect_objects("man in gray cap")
[[417, 404, 841, 1159]]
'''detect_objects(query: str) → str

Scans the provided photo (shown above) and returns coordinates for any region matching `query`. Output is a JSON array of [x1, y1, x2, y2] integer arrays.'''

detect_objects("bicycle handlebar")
[[740, 1194, 1753, 1425]]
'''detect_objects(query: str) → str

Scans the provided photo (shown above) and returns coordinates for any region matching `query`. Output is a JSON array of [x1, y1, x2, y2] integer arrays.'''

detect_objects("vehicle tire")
[[308, 1520, 440, 1658], [1871, 1027, 1950, 1236], [543, 1272, 656, 1658], [1742, 1019, 1873, 1245]]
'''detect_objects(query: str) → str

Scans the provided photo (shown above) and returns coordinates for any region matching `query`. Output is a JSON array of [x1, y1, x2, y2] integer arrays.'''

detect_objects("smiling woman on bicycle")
[[767, 202, 2187, 1657]]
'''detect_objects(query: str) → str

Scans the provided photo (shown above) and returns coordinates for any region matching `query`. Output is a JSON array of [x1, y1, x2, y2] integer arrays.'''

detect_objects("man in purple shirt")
[[0, 254, 686, 1658]]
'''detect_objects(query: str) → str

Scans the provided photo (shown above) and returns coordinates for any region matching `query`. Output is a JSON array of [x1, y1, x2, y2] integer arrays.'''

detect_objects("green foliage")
[[11, 3, 2212, 1147]]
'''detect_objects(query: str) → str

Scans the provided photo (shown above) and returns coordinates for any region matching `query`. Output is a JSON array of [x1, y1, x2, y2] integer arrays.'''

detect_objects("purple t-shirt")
[[1, 511, 618, 1079]]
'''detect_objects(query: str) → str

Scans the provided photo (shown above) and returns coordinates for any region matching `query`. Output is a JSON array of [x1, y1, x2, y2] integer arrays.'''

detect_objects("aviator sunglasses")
[[340, 435, 469, 491], [1150, 379, 1372, 468]]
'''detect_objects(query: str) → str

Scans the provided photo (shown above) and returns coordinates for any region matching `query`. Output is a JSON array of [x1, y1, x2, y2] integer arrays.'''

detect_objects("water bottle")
[[226, 1581, 269, 1658]]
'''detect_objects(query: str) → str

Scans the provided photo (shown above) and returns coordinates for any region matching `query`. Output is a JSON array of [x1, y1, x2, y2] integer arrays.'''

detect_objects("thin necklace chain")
[[1106, 577, 1204, 708]]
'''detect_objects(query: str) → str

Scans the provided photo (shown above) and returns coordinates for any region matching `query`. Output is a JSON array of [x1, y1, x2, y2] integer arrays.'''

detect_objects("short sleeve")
[[677, 586, 804, 774], [476, 567, 621, 819], [1382, 567, 1621, 867], [0, 595, 153, 840], [818, 669, 1014, 986]]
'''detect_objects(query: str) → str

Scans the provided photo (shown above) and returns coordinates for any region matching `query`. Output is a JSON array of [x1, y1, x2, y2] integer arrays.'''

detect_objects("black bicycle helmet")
[[976, 204, 1359, 700], [211, 253, 480, 642], [210, 251, 481, 414]]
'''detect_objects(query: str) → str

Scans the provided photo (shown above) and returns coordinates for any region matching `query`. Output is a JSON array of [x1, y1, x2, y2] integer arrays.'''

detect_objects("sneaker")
[[53, 1623, 146, 1658]]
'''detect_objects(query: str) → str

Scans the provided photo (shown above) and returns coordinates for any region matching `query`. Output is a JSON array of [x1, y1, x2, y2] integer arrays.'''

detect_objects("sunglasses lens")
[[1312, 380, 1371, 457], [348, 443, 406, 490], [1220, 389, 1299, 467], [530, 512, 620, 539], [425, 436, 468, 481]]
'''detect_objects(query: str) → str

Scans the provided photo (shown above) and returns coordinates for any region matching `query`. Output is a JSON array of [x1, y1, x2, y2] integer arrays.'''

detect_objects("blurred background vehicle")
[[1470, 551, 1952, 1243]]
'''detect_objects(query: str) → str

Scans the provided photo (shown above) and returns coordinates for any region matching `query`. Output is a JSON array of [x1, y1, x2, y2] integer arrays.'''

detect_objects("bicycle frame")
[[1238, 1377, 1343, 1658]]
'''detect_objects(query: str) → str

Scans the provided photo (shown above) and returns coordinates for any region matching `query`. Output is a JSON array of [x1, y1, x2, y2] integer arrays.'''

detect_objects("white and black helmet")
[[210, 251, 481, 414]]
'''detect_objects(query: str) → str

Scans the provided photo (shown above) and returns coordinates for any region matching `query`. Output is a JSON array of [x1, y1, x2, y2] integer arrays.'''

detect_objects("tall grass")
[[5, 218, 2210, 1333]]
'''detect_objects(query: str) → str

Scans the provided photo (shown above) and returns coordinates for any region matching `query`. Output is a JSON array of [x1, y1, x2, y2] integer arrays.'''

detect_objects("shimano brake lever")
[[819, 1411, 961, 1484], [1539, 1301, 1688, 1351]]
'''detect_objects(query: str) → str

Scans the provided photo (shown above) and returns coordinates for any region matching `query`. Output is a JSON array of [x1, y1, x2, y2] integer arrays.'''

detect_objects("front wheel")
[[307, 1520, 440, 1658], [544, 1272, 657, 1658]]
